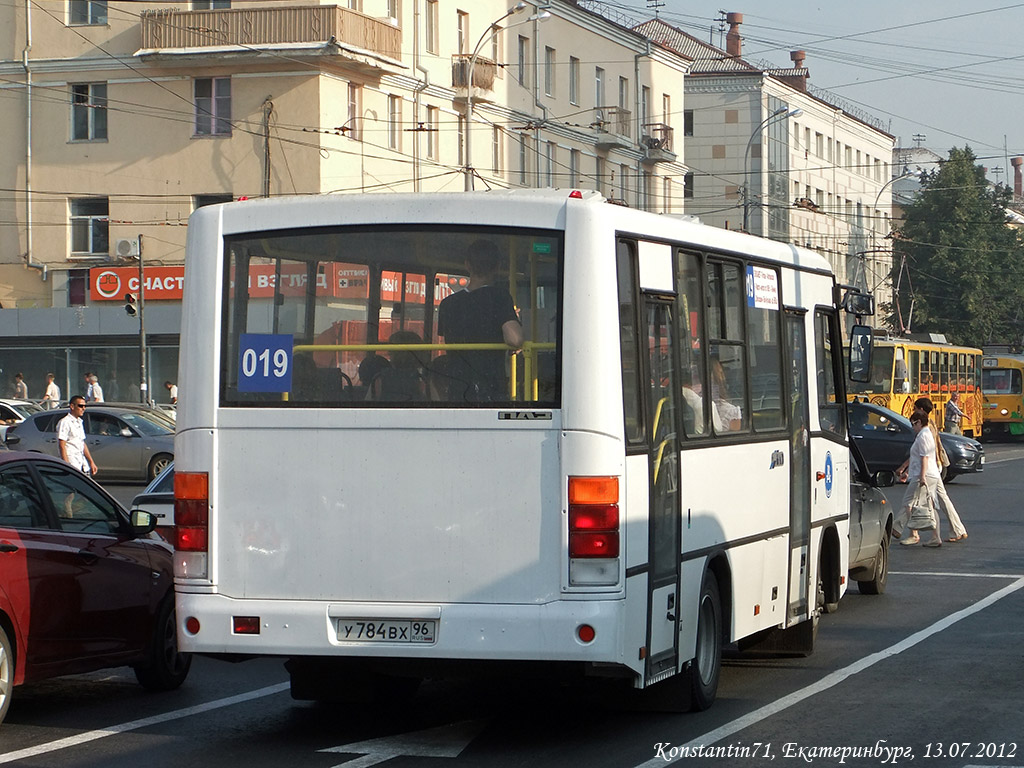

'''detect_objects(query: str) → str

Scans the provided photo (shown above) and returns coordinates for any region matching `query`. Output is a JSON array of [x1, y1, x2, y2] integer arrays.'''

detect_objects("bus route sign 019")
[[238, 333, 293, 393]]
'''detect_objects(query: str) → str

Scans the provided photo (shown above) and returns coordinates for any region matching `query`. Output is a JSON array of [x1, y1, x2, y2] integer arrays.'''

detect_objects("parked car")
[[0, 399, 42, 444], [0, 452, 190, 725], [3, 406, 174, 481], [130, 461, 174, 542], [848, 440, 895, 596], [97, 402, 177, 431], [849, 400, 985, 482]]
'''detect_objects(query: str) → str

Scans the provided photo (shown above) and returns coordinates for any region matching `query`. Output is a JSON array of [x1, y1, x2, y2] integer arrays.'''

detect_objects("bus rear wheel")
[[684, 571, 722, 711]]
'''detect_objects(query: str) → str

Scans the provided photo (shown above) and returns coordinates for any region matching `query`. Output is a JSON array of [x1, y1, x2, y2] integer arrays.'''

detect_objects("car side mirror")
[[871, 470, 897, 488], [4, 434, 19, 447], [130, 508, 160, 535], [120, 428, 133, 438]]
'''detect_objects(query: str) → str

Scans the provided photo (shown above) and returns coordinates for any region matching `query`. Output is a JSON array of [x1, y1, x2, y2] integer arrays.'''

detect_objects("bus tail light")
[[175, 472, 209, 579], [568, 476, 620, 586]]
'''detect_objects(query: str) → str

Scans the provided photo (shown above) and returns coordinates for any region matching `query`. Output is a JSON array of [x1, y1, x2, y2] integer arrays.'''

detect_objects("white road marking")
[[0, 682, 290, 764], [889, 571, 1024, 578], [320, 720, 487, 768], [633, 575, 1024, 768]]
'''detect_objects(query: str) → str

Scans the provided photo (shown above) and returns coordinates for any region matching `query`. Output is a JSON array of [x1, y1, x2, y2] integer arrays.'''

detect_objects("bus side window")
[[617, 240, 645, 445], [813, 309, 845, 438], [676, 250, 707, 437]]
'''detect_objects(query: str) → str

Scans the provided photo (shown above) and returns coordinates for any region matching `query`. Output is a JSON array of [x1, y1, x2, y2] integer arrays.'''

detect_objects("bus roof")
[[192, 190, 835, 276]]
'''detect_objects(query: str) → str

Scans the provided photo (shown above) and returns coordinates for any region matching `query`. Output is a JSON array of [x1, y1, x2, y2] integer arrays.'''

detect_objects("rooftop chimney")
[[726, 13, 743, 59], [790, 50, 806, 68]]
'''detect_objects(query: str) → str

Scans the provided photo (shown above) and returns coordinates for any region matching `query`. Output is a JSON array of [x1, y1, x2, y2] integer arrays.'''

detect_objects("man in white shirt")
[[42, 373, 61, 409], [165, 380, 178, 404], [57, 397, 98, 476], [90, 375, 105, 403]]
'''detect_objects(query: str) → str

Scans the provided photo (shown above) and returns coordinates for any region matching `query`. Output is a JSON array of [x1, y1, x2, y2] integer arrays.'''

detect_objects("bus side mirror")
[[849, 325, 873, 383], [842, 291, 875, 317]]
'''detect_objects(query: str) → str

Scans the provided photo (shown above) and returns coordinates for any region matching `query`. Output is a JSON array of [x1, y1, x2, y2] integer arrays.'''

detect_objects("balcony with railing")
[[139, 5, 402, 67], [451, 54, 499, 104], [592, 106, 632, 151], [640, 123, 676, 164]]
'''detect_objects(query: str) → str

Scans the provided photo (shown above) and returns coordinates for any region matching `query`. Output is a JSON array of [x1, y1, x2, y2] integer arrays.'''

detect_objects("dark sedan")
[[0, 452, 190, 725], [3, 406, 173, 482], [849, 400, 985, 482]]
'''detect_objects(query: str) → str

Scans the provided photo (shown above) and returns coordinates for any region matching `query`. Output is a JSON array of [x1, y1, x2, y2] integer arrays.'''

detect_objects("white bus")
[[173, 190, 872, 710]]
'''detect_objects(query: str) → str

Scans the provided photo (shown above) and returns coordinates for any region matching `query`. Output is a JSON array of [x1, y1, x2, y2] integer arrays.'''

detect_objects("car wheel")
[[944, 471, 958, 484], [683, 571, 722, 712], [857, 534, 890, 595], [134, 595, 191, 691], [0, 624, 13, 726], [148, 454, 173, 482]]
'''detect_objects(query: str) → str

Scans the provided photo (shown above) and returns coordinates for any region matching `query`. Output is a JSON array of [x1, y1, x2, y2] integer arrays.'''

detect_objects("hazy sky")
[[600, 0, 1024, 180]]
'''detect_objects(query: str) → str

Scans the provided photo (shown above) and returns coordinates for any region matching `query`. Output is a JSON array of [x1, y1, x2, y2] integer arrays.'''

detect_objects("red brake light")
[[233, 616, 260, 635], [175, 472, 209, 553], [568, 477, 619, 559]]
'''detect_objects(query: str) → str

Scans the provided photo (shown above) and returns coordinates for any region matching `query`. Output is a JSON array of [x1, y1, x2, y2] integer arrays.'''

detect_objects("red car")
[[0, 452, 190, 726]]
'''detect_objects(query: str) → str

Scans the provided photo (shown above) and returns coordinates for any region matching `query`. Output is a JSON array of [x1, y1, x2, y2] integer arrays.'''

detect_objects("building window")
[[193, 194, 232, 209], [387, 0, 399, 21], [70, 198, 109, 258], [596, 156, 606, 195], [517, 36, 529, 86], [388, 94, 402, 150], [684, 172, 694, 199], [815, 132, 823, 157], [69, 0, 106, 25], [457, 10, 469, 54], [68, 269, 89, 306], [569, 149, 580, 187], [193, 0, 230, 9], [544, 46, 555, 97], [683, 109, 693, 137], [663, 177, 672, 213], [662, 94, 671, 126], [519, 136, 531, 186], [70, 83, 107, 141], [544, 141, 555, 186], [618, 76, 629, 112], [641, 86, 650, 126], [347, 83, 362, 140], [194, 77, 231, 136], [724, 109, 738, 124], [569, 57, 579, 105], [426, 105, 439, 160], [595, 67, 605, 109], [619, 163, 630, 202], [425, 0, 438, 54], [492, 127, 502, 176]]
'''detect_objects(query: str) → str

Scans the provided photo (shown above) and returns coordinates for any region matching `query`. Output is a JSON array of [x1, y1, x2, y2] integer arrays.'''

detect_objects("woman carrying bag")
[[892, 410, 943, 547]]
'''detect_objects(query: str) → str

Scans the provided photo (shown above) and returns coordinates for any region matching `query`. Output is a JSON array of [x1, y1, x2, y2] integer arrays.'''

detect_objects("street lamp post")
[[742, 106, 802, 233], [464, 3, 527, 191]]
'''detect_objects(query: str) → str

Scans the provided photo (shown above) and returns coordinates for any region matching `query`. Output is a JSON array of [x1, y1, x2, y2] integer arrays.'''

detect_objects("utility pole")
[[262, 97, 273, 198], [138, 233, 148, 404]]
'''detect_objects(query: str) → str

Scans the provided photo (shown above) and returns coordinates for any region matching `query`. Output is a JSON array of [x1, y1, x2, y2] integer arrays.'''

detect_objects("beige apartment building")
[[637, 14, 897, 314], [0, 0, 689, 397]]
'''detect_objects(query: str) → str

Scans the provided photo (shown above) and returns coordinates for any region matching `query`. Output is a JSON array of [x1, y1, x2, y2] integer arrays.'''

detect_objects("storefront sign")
[[90, 266, 186, 301]]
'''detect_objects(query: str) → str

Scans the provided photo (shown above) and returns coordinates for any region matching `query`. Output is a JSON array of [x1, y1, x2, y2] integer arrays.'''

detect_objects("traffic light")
[[124, 293, 138, 317]]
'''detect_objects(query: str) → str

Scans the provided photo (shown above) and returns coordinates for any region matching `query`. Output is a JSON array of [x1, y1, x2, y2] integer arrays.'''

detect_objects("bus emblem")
[[498, 411, 553, 421]]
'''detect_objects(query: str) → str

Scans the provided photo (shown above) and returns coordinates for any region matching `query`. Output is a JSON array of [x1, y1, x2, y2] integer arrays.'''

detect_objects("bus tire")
[[818, 549, 840, 615], [684, 571, 722, 712], [134, 595, 192, 691], [0, 623, 13, 726], [857, 534, 889, 595]]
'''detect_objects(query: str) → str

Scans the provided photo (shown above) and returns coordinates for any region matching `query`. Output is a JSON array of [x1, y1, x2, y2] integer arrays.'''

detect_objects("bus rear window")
[[220, 226, 561, 408]]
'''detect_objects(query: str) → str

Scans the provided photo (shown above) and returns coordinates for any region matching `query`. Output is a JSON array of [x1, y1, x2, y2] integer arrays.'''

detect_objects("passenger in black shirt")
[[437, 240, 523, 401]]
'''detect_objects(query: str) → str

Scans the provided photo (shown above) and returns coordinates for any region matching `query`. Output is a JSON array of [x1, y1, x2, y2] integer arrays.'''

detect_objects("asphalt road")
[[4, 444, 1023, 768]]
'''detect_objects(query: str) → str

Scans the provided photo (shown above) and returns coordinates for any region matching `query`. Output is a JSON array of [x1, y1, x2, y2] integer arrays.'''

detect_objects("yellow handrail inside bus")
[[291, 341, 556, 401]]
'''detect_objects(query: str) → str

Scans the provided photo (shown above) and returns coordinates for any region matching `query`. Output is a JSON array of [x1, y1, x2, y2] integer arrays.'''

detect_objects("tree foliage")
[[892, 146, 1024, 346]]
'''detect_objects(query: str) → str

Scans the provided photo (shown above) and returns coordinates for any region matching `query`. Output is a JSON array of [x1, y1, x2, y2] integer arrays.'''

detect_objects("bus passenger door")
[[785, 311, 811, 620], [643, 298, 680, 680]]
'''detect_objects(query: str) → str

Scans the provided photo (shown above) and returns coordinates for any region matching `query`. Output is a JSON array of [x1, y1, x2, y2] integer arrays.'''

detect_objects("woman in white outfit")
[[892, 411, 942, 547]]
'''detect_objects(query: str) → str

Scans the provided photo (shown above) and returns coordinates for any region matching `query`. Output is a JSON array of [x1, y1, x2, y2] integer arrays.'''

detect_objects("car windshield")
[[120, 412, 173, 436]]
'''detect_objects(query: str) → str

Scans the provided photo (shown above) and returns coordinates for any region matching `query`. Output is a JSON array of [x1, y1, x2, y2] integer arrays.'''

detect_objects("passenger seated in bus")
[[710, 357, 742, 431], [367, 331, 428, 402], [436, 239, 524, 402], [680, 368, 707, 436]]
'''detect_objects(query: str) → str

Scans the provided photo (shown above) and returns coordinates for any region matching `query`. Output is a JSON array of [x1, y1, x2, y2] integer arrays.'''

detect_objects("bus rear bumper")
[[176, 592, 638, 671]]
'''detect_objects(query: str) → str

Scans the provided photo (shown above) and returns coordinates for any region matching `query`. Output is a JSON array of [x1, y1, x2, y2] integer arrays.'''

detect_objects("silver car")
[[4, 406, 174, 481]]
